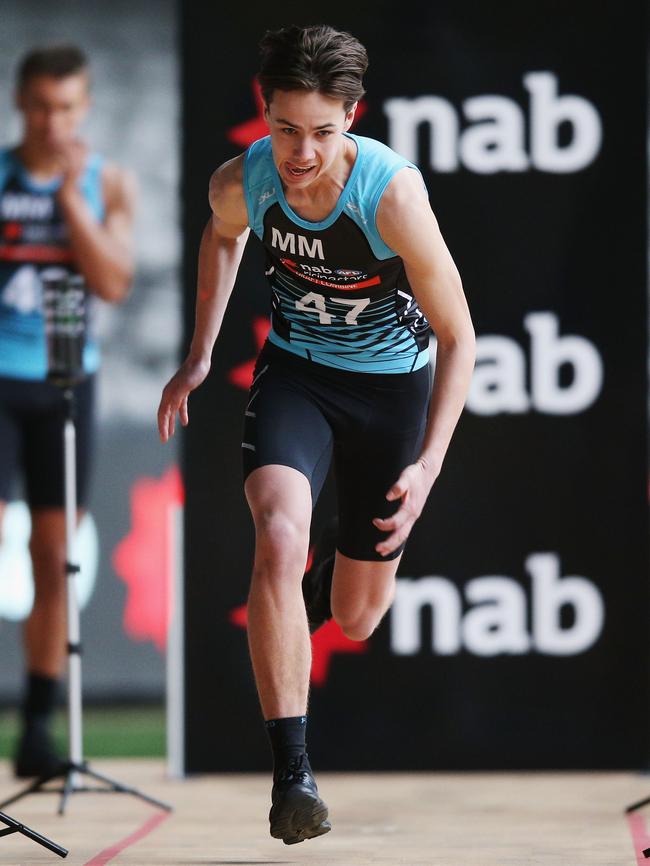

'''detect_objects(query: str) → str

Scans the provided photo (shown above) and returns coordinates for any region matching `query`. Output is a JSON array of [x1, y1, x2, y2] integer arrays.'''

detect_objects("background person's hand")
[[54, 138, 89, 193], [372, 459, 439, 557], [157, 356, 211, 442]]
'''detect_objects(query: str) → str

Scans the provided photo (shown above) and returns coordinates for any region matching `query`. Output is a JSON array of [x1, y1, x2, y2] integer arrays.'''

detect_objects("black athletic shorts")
[[0, 375, 95, 509], [242, 341, 431, 561]]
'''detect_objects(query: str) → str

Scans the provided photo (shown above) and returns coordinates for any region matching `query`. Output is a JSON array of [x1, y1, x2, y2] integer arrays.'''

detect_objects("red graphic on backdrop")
[[228, 79, 368, 149], [229, 603, 368, 687], [229, 546, 368, 687], [228, 80, 268, 148], [228, 316, 270, 390], [113, 466, 184, 652], [309, 620, 368, 685]]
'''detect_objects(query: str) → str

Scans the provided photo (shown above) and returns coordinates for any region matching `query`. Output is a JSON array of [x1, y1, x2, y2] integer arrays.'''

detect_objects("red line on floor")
[[83, 810, 170, 866], [627, 812, 650, 866]]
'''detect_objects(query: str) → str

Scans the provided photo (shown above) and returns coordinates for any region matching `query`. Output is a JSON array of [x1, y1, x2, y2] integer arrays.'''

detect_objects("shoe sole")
[[270, 788, 331, 845]]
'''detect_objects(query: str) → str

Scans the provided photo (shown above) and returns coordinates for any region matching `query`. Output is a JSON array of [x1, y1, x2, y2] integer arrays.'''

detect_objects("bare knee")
[[332, 576, 396, 641], [252, 511, 309, 583], [335, 612, 382, 642], [29, 535, 66, 599]]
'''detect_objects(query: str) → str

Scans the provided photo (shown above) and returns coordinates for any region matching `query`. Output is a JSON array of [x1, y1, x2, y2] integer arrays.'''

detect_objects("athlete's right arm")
[[158, 155, 249, 442]]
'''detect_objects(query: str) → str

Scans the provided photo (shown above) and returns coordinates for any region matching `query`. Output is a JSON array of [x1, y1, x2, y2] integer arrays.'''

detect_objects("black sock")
[[22, 673, 59, 725], [266, 715, 308, 778]]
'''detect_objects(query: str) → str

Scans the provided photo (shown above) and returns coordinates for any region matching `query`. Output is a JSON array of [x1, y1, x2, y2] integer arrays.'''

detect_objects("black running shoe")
[[302, 518, 337, 632], [269, 754, 331, 845], [13, 717, 64, 779]]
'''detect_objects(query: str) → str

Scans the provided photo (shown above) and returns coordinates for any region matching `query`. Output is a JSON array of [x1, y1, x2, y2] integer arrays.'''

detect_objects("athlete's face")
[[264, 89, 356, 188], [17, 73, 90, 152]]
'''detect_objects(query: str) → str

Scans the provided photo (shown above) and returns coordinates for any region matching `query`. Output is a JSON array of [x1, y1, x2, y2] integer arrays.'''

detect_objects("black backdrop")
[[181, 0, 648, 771]]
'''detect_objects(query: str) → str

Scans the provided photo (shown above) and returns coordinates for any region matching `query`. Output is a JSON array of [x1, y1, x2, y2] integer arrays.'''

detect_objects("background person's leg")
[[12, 507, 70, 777], [15, 377, 94, 776], [22, 376, 95, 677], [24, 509, 69, 678], [0, 379, 19, 533]]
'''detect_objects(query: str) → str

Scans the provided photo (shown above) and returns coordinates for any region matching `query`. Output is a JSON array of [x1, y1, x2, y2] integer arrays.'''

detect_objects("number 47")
[[296, 292, 370, 325]]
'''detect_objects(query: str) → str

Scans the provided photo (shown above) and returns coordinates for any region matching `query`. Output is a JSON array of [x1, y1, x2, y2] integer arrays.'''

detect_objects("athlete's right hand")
[[157, 356, 211, 442]]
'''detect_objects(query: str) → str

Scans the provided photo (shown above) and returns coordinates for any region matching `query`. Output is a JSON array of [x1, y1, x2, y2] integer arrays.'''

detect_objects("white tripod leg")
[[63, 396, 83, 788]]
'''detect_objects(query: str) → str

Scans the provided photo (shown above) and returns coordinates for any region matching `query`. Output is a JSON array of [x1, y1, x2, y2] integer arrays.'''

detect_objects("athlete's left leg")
[[324, 362, 432, 639], [330, 552, 401, 641]]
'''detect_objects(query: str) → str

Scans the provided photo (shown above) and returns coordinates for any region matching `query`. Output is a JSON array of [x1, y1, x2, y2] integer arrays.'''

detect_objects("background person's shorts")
[[0, 375, 95, 509], [242, 341, 431, 561]]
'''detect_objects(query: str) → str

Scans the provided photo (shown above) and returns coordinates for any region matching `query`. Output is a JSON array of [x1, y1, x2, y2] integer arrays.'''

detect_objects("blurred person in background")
[[0, 45, 136, 777]]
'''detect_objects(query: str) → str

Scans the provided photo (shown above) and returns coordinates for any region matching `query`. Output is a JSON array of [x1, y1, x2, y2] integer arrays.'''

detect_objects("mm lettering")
[[271, 227, 324, 260]]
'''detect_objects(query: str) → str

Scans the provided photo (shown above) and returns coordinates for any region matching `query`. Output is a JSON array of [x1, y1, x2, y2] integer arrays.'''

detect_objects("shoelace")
[[276, 755, 311, 784]]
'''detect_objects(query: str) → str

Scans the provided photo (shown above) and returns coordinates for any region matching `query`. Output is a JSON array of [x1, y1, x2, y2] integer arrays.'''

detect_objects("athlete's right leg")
[[241, 345, 333, 844], [245, 465, 331, 845], [242, 347, 332, 717], [244, 464, 312, 720]]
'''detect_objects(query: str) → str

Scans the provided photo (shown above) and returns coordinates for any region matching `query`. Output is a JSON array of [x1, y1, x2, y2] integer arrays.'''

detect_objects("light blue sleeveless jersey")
[[244, 133, 431, 374], [0, 147, 104, 380]]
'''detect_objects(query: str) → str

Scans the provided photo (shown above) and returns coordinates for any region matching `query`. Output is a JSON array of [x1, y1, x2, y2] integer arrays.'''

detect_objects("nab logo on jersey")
[[271, 227, 324, 261]]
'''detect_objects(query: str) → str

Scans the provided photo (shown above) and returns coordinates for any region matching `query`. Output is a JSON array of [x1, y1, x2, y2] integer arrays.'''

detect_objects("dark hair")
[[17, 45, 89, 90], [258, 25, 368, 112]]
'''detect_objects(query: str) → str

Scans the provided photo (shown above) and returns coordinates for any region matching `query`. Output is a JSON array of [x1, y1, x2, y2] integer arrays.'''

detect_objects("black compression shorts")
[[242, 341, 431, 561], [0, 375, 95, 509]]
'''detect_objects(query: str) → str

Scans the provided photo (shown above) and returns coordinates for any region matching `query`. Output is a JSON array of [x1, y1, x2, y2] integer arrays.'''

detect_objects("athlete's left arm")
[[57, 144, 137, 303], [373, 167, 476, 556]]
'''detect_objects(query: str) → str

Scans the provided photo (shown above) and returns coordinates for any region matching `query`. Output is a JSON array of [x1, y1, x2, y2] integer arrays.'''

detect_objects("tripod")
[[0, 810, 68, 858], [2, 274, 172, 815]]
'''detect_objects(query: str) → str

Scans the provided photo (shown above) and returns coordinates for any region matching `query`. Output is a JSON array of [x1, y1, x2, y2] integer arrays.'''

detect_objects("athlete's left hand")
[[372, 459, 440, 557]]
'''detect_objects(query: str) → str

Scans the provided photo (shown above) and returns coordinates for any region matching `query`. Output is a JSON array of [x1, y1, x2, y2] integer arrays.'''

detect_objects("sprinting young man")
[[159, 24, 475, 845]]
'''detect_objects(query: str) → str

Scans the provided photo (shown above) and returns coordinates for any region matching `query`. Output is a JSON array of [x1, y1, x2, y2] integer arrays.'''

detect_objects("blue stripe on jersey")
[[270, 263, 427, 373], [79, 154, 105, 223], [0, 147, 104, 380], [268, 329, 429, 374]]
